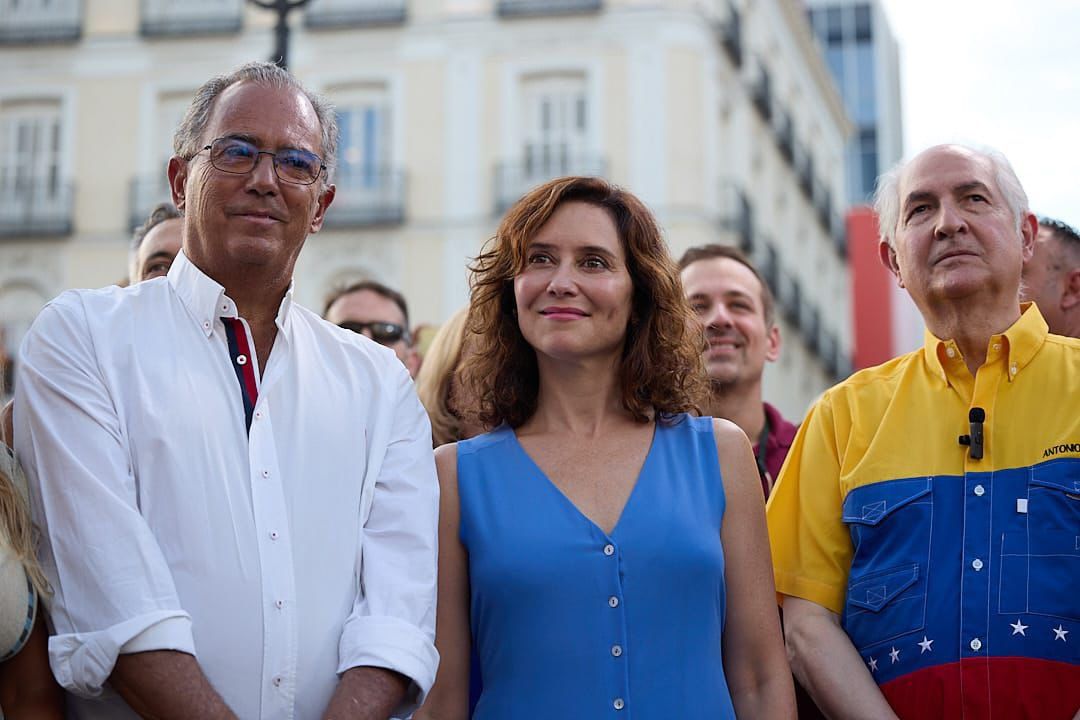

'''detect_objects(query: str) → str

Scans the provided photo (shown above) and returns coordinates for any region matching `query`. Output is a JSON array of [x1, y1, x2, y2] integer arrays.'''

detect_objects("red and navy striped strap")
[[221, 317, 259, 432]]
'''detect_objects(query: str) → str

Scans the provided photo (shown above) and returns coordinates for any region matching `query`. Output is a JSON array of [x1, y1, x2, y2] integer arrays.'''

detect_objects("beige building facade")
[[1, 0, 851, 418]]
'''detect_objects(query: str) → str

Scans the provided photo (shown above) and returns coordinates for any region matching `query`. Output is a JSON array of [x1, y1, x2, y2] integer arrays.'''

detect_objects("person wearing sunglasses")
[[325, 280, 421, 377]]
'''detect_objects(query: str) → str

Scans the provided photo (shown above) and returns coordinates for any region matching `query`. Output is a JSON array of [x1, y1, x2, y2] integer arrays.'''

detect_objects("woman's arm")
[[414, 443, 472, 720], [714, 418, 796, 719], [0, 605, 65, 719]]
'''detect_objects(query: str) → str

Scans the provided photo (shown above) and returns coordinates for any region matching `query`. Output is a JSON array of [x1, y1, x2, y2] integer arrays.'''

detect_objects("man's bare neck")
[[923, 296, 1022, 376], [702, 381, 766, 444]]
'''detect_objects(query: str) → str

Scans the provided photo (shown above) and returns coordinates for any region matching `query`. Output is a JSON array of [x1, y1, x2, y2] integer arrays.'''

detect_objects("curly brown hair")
[[460, 176, 708, 429]]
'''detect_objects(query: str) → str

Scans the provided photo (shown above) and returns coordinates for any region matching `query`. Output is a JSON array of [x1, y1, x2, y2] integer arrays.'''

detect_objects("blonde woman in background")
[[415, 307, 485, 447], [0, 379, 64, 718]]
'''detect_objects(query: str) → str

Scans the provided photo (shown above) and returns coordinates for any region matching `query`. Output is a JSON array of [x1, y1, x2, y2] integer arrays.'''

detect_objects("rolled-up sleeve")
[[15, 296, 194, 698], [338, 363, 439, 709]]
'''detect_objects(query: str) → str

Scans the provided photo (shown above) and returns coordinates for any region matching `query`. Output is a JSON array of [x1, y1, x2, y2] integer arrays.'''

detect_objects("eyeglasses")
[[192, 136, 326, 185], [338, 321, 410, 346]]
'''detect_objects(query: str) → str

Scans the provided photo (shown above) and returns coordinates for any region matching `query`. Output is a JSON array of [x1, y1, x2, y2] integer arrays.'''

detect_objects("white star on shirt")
[[1010, 619, 1028, 636], [889, 646, 900, 664], [918, 636, 934, 653], [1053, 625, 1069, 642], [868, 657, 878, 672]]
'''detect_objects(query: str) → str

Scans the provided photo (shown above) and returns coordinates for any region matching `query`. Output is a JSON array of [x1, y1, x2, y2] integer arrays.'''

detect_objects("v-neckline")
[[504, 423, 659, 538]]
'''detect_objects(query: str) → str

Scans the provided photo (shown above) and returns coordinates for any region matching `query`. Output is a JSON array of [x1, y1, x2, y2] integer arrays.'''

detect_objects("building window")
[[130, 92, 189, 229], [854, 3, 872, 42], [305, 0, 407, 28], [858, 127, 878, 201], [0, 0, 81, 43], [522, 73, 589, 180], [323, 85, 404, 226], [140, 0, 243, 37], [0, 100, 72, 236]]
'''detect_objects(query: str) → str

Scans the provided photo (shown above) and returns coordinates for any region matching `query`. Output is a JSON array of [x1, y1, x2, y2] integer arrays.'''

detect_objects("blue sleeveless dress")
[[457, 414, 737, 719]]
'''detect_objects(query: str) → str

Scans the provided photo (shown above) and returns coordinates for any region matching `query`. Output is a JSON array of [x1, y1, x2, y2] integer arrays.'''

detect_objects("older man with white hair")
[[766, 144, 1080, 719]]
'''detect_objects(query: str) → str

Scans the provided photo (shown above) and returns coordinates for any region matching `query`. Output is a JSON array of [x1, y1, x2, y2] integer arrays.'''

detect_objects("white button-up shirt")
[[14, 251, 439, 720]]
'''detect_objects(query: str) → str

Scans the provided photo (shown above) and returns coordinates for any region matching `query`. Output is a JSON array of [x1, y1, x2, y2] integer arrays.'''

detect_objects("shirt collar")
[[922, 302, 1048, 386], [167, 250, 296, 337]]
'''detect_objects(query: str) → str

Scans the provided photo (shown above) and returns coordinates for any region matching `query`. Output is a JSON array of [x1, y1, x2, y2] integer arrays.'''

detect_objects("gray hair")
[[172, 61, 338, 186], [874, 144, 1029, 248]]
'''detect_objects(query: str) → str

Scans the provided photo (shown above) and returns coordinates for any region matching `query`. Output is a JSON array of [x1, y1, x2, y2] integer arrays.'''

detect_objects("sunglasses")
[[338, 321, 410, 345]]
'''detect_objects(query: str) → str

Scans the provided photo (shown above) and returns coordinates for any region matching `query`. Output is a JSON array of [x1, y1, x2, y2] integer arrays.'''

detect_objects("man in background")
[[1022, 216, 1079, 337], [325, 280, 420, 377], [679, 244, 798, 495], [129, 202, 183, 283]]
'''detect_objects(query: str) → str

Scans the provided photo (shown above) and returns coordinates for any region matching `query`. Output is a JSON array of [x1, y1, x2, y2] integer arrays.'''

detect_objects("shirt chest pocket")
[[998, 460, 1080, 622], [841, 478, 933, 651]]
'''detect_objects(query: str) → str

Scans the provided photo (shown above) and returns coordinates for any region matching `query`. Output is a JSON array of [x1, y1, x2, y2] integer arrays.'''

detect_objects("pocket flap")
[[847, 564, 919, 613], [842, 478, 931, 526], [1030, 459, 1080, 496]]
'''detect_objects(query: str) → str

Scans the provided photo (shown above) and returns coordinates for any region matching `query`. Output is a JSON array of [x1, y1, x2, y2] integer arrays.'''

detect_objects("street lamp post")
[[247, 0, 313, 69]]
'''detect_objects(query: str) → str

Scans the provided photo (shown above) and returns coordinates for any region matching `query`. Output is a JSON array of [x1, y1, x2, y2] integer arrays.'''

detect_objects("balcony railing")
[[749, 58, 772, 123], [305, 0, 407, 28], [497, 0, 601, 18], [140, 0, 242, 36], [773, 107, 793, 166], [129, 175, 174, 231], [830, 210, 847, 258], [494, 155, 606, 215], [0, 180, 74, 237], [715, 1, 742, 68], [820, 330, 839, 378], [794, 144, 813, 200], [801, 304, 821, 354], [0, 0, 81, 44], [777, 271, 802, 331], [718, 181, 753, 254], [322, 168, 406, 227], [813, 183, 831, 232]]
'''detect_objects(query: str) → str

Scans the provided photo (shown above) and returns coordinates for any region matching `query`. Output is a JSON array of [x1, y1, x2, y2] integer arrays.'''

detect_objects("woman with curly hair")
[[416, 177, 794, 719]]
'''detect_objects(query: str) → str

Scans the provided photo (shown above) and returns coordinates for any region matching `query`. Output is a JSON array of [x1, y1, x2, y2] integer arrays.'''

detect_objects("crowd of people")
[[0, 60, 1077, 719]]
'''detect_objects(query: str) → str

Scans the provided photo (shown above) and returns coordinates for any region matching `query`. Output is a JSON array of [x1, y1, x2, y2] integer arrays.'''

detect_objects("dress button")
[[603, 544, 615, 556], [236, 354, 248, 366], [611, 644, 623, 657], [974, 484, 985, 496], [970, 638, 982, 651], [613, 698, 625, 710], [972, 558, 984, 571], [608, 596, 619, 608]]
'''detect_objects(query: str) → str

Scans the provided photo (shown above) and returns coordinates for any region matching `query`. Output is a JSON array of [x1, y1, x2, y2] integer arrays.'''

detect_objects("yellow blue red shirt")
[[767, 303, 1080, 719]]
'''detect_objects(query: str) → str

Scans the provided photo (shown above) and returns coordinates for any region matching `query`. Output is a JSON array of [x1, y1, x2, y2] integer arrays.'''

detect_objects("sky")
[[880, 0, 1079, 226]]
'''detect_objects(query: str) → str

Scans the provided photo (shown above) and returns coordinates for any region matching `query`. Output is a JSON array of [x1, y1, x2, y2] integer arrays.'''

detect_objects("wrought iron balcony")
[[813, 183, 831, 232], [830, 210, 847, 259], [129, 175, 174, 232], [715, 1, 742, 68], [759, 242, 780, 299], [749, 58, 772, 123], [718, 181, 754, 254], [322, 168, 406, 227], [777, 271, 802, 331], [0, 0, 81, 43], [494, 155, 606, 215], [794, 144, 814, 200], [305, 0, 407, 28], [0, 180, 74, 237], [140, 0, 242, 37], [801, 304, 821, 355], [497, 0, 601, 18], [772, 107, 793, 166], [819, 330, 840, 379]]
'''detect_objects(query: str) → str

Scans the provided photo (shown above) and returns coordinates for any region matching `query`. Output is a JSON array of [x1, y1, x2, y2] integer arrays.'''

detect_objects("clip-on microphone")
[[958, 407, 985, 460]]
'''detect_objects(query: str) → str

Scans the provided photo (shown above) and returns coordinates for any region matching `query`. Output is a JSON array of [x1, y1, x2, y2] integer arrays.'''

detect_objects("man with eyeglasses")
[[14, 62, 438, 720], [325, 281, 421, 377]]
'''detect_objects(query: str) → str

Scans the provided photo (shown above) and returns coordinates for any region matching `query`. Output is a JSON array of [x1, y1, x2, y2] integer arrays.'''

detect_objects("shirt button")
[[272, 675, 283, 687], [993, 343, 1001, 351], [946, 347, 956, 358], [202, 321, 211, 330], [270, 531, 279, 540], [611, 644, 622, 657], [222, 303, 229, 312], [613, 698, 625, 710], [972, 558, 984, 571], [974, 484, 985, 496], [236, 354, 248, 366], [275, 599, 284, 609], [255, 411, 263, 420], [1010, 363, 1018, 376], [603, 544, 615, 556], [970, 638, 982, 651], [262, 469, 270, 478], [608, 596, 619, 608]]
